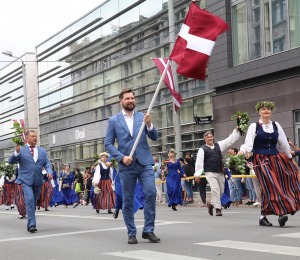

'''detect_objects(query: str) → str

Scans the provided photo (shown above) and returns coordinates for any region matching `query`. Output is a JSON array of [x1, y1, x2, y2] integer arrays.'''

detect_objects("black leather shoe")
[[207, 202, 213, 216], [171, 205, 177, 211], [113, 209, 119, 219], [278, 215, 288, 227], [27, 226, 37, 233], [73, 203, 79, 208], [96, 209, 99, 213], [259, 217, 273, 227], [128, 236, 137, 244], [216, 208, 222, 216], [108, 209, 113, 214], [142, 232, 161, 243], [45, 208, 49, 211]]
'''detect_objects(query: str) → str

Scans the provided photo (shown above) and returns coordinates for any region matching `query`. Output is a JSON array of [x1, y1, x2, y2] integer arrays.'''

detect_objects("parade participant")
[[50, 164, 63, 207], [194, 128, 240, 216], [14, 167, 26, 219], [3, 172, 16, 210], [105, 88, 160, 244], [166, 150, 186, 211], [37, 168, 54, 211], [8, 130, 53, 233], [239, 101, 300, 227], [59, 163, 77, 207], [153, 156, 162, 203], [92, 152, 115, 214]]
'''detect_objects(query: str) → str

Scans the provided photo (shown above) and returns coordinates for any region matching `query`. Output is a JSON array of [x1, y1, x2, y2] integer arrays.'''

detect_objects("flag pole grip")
[[129, 59, 171, 158]]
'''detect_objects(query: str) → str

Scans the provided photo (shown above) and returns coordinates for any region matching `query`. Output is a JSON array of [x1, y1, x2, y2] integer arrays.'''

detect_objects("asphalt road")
[[1, 202, 300, 260]]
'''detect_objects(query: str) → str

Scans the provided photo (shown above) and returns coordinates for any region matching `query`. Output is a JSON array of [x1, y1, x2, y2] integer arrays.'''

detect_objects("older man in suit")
[[105, 88, 160, 244], [8, 130, 52, 233]]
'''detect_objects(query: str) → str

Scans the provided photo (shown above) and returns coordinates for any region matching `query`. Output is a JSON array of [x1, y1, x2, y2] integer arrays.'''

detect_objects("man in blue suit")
[[8, 130, 53, 233], [105, 88, 160, 244]]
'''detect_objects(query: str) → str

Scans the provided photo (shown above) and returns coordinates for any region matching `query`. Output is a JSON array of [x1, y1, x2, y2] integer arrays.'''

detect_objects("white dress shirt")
[[15, 144, 38, 162], [122, 110, 153, 136]]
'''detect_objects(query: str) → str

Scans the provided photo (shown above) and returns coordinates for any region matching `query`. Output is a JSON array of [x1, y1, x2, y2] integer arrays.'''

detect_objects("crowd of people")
[[1, 88, 300, 245]]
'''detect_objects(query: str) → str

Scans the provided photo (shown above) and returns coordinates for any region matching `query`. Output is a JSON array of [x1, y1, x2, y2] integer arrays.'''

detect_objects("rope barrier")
[[155, 174, 257, 184]]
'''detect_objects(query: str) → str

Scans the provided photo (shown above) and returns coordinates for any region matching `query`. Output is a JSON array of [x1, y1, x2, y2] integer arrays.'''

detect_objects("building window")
[[232, 0, 297, 65]]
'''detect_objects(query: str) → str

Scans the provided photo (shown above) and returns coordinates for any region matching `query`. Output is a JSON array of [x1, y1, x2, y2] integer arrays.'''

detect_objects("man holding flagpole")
[[105, 88, 160, 244]]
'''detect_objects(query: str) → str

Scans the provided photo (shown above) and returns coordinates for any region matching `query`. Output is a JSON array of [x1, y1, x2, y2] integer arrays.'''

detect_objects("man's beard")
[[123, 103, 135, 111]]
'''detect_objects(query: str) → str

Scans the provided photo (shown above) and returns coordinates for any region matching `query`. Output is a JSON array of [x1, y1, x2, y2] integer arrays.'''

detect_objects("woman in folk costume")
[[59, 163, 77, 207], [50, 164, 63, 207], [92, 152, 115, 214], [37, 168, 54, 211], [3, 172, 16, 210], [14, 167, 26, 219], [0, 175, 4, 206], [165, 148, 186, 211], [239, 101, 300, 227]]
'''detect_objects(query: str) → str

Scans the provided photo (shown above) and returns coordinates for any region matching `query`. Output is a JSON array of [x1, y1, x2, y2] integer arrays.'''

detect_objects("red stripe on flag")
[[152, 58, 182, 112]]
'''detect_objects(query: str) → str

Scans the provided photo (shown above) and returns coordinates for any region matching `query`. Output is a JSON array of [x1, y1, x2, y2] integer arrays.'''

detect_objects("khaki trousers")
[[205, 171, 225, 210]]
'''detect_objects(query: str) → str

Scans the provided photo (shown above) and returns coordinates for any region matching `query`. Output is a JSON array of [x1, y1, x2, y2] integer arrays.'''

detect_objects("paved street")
[[1, 201, 300, 260]]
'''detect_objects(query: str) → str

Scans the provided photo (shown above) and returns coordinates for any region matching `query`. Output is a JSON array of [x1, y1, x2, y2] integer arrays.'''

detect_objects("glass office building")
[[0, 53, 39, 161], [209, 0, 300, 146], [36, 0, 212, 169]]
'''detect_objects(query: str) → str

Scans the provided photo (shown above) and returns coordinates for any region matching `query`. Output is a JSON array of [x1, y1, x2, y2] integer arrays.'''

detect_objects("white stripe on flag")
[[179, 24, 215, 56]]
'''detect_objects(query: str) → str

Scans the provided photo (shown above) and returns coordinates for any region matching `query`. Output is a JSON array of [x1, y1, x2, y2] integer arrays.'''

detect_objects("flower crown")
[[255, 101, 276, 112]]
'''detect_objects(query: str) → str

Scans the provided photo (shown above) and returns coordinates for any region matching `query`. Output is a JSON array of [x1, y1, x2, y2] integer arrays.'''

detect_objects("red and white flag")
[[12, 119, 26, 143], [170, 2, 229, 80], [152, 58, 182, 112]]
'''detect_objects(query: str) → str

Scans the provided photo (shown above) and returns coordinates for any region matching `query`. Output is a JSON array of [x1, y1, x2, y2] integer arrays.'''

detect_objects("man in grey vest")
[[194, 128, 240, 216]]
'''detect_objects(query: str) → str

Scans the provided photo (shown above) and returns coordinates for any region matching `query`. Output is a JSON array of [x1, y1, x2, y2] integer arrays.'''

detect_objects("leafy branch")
[[11, 122, 25, 146]]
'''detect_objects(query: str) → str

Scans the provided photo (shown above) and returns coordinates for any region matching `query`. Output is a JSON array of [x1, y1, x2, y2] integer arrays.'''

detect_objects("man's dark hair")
[[25, 130, 37, 137], [119, 88, 135, 100], [178, 158, 184, 163]]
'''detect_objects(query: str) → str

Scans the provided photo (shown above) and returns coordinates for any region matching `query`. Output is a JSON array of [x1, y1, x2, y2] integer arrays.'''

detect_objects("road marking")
[[0, 221, 190, 243], [274, 232, 300, 238], [0, 211, 192, 223], [104, 250, 210, 260], [196, 240, 300, 257]]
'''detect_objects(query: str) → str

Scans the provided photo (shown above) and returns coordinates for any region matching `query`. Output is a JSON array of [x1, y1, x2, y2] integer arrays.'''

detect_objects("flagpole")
[[168, 0, 182, 158], [129, 59, 171, 158]]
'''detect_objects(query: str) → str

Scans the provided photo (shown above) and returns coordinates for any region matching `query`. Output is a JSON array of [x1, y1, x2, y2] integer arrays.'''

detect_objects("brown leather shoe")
[[207, 202, 213, 216], [216, 208, 222, 216]]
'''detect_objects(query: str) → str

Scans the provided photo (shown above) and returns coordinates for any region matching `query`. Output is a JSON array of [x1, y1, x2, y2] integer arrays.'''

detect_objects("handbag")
[[62, 183, 70, 189]]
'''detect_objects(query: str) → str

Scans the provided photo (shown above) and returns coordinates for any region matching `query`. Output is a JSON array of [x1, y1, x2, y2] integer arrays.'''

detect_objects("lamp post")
[[2, 51, 29, 131]]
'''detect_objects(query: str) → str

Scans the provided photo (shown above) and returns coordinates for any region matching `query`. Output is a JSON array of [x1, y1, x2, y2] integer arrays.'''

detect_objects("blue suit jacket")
[[105, 111, 158, 172], [8, 145, 53, 186]]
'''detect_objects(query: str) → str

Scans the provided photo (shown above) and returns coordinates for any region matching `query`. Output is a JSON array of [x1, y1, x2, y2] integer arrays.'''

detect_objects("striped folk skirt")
[[94, 179, 115, 210], [3, 183, 15, 205], [15, 184, 26, 217], [253, 153, 300, 216], [37, 181, 54, 208]]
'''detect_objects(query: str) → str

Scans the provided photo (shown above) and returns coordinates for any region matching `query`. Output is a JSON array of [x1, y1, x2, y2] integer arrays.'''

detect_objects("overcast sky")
[[0, 0, 105, 69]]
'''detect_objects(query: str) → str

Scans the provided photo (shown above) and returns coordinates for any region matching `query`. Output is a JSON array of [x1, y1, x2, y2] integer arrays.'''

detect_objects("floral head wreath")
[[99, 152, 109, 158], [255, 101, 276, 112]]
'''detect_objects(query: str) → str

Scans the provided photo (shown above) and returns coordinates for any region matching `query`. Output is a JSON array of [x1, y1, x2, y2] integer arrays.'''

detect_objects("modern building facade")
[[0, 53, 39, 161], [207, 0, 300, 148], [35, 0, 212, 169]]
